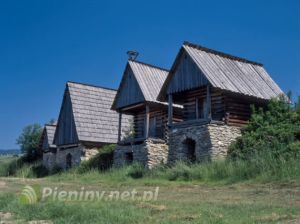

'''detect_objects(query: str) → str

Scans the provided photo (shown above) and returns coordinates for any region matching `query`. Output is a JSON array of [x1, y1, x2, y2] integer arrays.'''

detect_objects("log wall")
[[181, 87, 225, 121], [177, 86, 267, 127], [133, 107, 182, 140]]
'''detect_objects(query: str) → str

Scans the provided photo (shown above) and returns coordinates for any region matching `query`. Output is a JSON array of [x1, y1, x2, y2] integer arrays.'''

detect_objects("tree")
[[228, 96, 300, 160], [16, 123, 43, 161]]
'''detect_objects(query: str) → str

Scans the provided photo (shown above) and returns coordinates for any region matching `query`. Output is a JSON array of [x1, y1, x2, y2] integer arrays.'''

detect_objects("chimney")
[[127, 50, 139, 61]]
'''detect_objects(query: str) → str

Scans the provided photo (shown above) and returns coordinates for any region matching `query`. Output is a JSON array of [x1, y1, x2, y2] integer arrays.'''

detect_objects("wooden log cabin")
[[111, 60, 182, 168], [158, 42, 284, 163], [51, 81, 131, 170]]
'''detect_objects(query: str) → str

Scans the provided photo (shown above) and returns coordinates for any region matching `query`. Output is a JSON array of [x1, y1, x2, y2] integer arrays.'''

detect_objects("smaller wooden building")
[[52, 81, 131, 170], [111, 60, 182, 168], [39, 124, 57, 170], [158, 42, 284, 163]]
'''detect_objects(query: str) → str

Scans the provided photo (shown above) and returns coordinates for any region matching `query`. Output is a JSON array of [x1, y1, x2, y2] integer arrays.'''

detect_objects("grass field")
[[0, 156, 18, 177], [0, 156, 16, 165], [0, 176, 300, 223], [0, 155, 299, 223]]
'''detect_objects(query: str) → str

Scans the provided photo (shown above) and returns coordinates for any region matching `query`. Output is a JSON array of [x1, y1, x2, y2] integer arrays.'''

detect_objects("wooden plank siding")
[[178, 87, 225, 121], [133, 109, 167, 140], [224, 95, 265, 127], [54, 89, 79, 146], [133, 107, 182, 141], [173, 86, 267, 127], [113, 65, 145, 110], [166, 50, 209, 95]]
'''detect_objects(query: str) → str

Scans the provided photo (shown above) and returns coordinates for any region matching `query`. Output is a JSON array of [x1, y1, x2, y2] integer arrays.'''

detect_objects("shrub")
[[228, 97, 300, 160], [126, 162, 146, 179], [166, 161, 192, 181], [77, 144, 116, 173], [0, 156, 49, 178]]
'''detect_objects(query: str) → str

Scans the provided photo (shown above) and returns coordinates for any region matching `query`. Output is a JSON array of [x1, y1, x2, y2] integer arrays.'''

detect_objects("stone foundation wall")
[[42, 152, 56, 170], [81, 148, 99, 162], [168, 123, 241, 164], [56, 146, 82, 169], [45, 144, 100, 170], [114, 138, 168, 169]]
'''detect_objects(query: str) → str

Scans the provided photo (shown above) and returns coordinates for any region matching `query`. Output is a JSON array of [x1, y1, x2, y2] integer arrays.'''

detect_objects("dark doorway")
[[183, 138, 196, 162], [125, 152, 133, 165], [66, 153, 72, 169]]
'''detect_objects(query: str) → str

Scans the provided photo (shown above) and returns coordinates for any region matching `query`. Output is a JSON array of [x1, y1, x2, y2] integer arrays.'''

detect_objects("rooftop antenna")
[[127, 50, 139, 61]]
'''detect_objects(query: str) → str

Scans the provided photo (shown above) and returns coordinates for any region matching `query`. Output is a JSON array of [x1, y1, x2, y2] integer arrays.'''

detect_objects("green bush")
[[166, 161, 192, 181], [77, 144, 116, 173], [126, 162, 147, 179], [151, 151, 300, 183], [0, 156, 49, 178], [47, 152, 300, 185], [228, 97, 300, 160]]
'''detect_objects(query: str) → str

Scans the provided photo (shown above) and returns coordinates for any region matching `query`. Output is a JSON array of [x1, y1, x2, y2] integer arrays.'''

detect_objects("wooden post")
[[168, 94, 173, 126], [206, 85, 211, 119], [118, 112, 122, 142], [145, 105, 150, 138], [195, 98, 199, 119]]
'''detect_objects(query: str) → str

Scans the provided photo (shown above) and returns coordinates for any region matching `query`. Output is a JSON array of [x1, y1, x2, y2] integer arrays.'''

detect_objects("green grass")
[[46, 153, 300, 187], [1, 152, 299, 188], [0, 178, 299, 223], [0, 156, 50, 178], [0, 156, 18, 176], [0, 154, 299, 223]]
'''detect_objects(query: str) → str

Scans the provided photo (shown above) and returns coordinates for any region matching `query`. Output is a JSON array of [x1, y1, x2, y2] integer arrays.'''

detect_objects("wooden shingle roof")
[[68, 82, 131, 144], [129, 60, 169, 102], [40, 124, 57, 152], [45, 125, 56, 148], [112, 60, 169, 110], [158, 42, 284, 101], [54, 82, 132, 146]]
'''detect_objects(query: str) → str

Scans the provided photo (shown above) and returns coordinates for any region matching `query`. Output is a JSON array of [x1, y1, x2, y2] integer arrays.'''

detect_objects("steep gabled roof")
[[40, 124, 57, 152], [129, 60, 169, 102], [54, 81, 131, 146], [45, 125, 56, 148], [158, 42, 284, 101], [112, 60, 169, 110]]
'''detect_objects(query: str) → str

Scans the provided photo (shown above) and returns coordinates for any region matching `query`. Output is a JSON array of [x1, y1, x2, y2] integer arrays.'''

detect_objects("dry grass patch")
[[254, 212, 297, 222]]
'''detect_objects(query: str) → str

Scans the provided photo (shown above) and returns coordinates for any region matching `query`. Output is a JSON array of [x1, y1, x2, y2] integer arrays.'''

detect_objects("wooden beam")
[[168, 94, 173, 126], [195, 98, 199, 119], [206, 85, 211, 119], [145, 105, 150, 138], [120, 103, 144, 112], [118, 112, 122, 142]]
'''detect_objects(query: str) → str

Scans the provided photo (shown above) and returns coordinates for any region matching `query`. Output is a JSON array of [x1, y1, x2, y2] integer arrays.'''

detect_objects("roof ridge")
[[67, 81, 117, 92], [128, 59, 169, 72], [183, 41, 263, 66], [45, 124, 57, 127]]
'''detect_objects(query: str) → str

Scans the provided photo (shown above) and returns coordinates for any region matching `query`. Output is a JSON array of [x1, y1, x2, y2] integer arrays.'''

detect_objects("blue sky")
[[0, 0, 299, 149]]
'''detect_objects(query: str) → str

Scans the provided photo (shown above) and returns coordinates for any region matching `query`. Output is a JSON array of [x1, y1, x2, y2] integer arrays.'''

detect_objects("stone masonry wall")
[[42, 152, 56, 170], [45, 144, 100, 170], [55, 146, 82, 169], [168, 123, 241, 164], [114, 138, 168, 169]]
